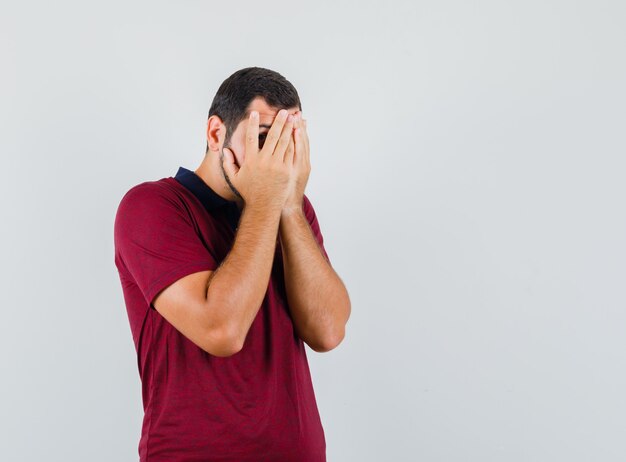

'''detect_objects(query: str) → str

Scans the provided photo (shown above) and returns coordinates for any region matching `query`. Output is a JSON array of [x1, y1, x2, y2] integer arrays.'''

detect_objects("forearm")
[[207, 203, 281, 346], [279, 208, 350, 351]]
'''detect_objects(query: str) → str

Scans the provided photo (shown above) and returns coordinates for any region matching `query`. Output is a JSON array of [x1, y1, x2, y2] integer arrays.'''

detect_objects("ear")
[[206, 115, 225, 153]]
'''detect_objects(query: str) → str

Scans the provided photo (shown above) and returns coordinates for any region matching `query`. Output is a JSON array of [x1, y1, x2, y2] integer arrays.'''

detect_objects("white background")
[[2, 0, 625, 460]]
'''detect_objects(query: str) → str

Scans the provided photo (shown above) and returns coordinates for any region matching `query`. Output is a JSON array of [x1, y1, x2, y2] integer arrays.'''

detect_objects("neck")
[[194, 152, 244, 210]]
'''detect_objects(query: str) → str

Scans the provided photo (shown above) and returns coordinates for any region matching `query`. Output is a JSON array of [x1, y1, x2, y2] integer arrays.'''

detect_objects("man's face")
[[222, 96, 300, 169]]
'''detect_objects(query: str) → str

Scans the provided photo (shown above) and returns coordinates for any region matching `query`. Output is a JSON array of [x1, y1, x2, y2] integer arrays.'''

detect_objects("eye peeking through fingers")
[[259, 133, 267, 148]]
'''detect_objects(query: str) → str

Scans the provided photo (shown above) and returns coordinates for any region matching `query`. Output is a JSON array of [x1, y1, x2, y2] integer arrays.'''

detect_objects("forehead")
[[244, 97, 299, 129]]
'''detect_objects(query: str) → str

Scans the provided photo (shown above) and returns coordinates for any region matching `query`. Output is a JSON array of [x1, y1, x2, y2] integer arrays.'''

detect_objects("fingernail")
[[250, 111, 258, 119], [288, 115, 294, 122]]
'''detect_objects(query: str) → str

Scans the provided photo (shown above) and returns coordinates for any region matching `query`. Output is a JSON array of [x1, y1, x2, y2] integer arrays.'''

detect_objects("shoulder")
[[114, 179, 189, 235], [118, 178, 180, 207], [116, 178, 187, 218]]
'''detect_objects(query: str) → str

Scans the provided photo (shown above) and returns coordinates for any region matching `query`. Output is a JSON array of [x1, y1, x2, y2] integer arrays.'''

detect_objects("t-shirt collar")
[[174, 166, 233, 210]]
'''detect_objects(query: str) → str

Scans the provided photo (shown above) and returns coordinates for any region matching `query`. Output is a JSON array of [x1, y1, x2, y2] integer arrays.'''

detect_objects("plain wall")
[[1, 0, 625, 460]]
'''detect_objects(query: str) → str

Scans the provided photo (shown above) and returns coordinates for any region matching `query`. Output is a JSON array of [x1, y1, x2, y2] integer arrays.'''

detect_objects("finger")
[[261, 109, 289, 155], [302, 119, 310, 164], [273, 114, 295, 161], [245, 110, 260, 159], [291, 113, 300, 141], [293, 124, 302, 166], [296, 118, 307, 164], [284, 129, 295, 165], [222, 147, 239, 178]]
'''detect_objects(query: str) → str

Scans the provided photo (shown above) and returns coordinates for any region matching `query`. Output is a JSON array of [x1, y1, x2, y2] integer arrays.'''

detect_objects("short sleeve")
[[302, 194, 331, 265], [114, 183, 218, 308]]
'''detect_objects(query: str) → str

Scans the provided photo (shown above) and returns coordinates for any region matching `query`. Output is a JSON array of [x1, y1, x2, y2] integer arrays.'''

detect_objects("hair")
[[206, 66, 302, 154]]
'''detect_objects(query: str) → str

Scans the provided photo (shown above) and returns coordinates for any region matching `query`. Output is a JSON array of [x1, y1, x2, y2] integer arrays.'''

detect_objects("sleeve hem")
[[143, 261, 218, 308]]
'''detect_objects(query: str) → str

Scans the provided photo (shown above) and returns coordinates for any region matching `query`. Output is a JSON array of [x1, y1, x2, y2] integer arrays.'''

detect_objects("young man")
[[113, 66, 351, 462]]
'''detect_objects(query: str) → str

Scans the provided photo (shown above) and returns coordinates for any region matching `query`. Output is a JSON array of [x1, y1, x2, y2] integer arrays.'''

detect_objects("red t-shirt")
[[113, 167, 330, 462]]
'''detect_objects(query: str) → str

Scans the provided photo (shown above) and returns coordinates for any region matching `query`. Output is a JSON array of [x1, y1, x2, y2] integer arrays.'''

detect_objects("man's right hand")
[[223, 109, 296, 210]]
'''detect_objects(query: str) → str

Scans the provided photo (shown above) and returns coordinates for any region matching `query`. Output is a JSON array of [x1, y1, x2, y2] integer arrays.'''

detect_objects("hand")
[[282, 111, 310, 217], [222, 109, 296, 210]]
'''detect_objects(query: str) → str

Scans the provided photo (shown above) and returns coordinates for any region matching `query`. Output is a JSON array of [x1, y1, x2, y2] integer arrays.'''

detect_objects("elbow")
[[201, 325, 243, 357], [200, 299, 244, 357], [209, 343, 243, 358], [311, 299, 350, 353], [305, 304, 350, 353], [201, 287, 244, 357], [309, 327, 346, 353]]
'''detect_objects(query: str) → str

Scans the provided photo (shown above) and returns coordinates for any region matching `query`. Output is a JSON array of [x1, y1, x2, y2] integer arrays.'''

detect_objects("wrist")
[[281, 200, 305, 219]]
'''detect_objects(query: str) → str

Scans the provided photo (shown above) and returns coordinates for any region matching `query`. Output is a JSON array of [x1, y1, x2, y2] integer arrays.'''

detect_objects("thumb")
[[222, 147, 239, 178]]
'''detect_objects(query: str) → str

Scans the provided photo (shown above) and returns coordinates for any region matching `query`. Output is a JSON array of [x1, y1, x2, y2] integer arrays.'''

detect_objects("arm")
[[153, 202, 282, 357], [278, 206, 351, 352]]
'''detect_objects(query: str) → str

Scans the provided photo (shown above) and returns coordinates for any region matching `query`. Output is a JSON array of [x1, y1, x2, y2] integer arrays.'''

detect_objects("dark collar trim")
[[174, 166, 231, 210]]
